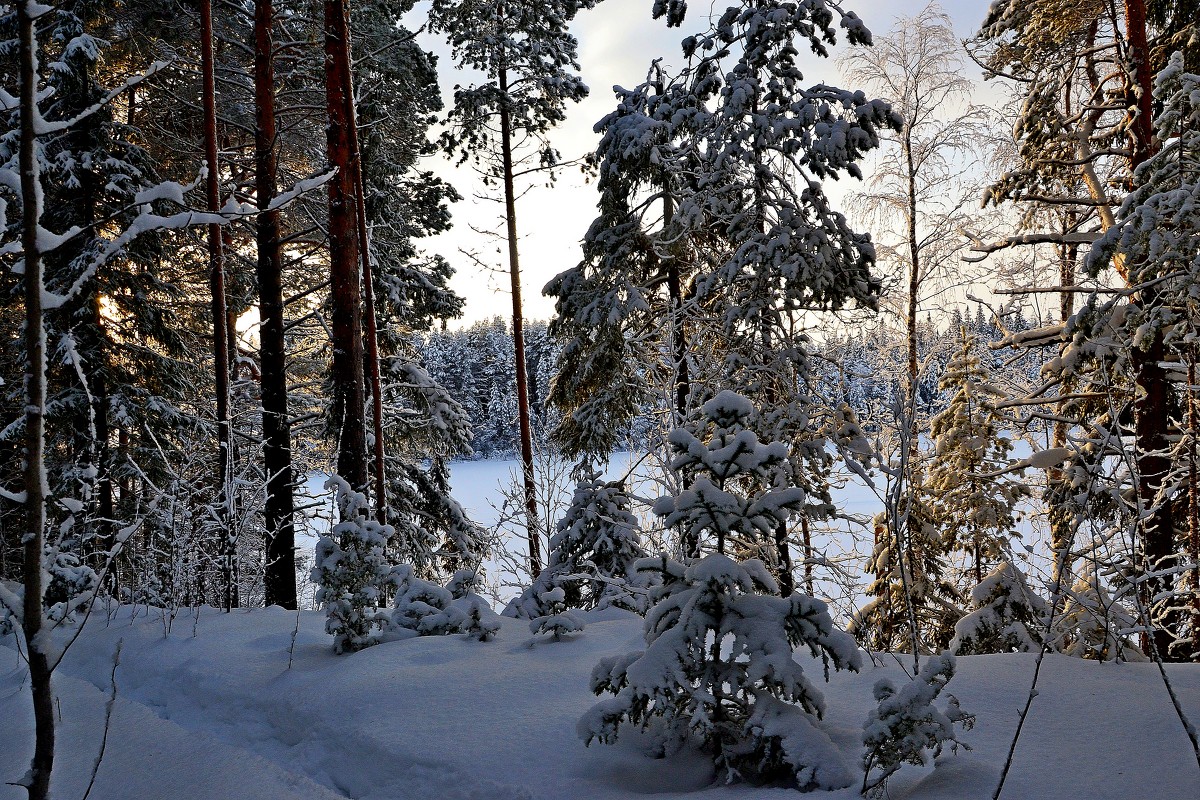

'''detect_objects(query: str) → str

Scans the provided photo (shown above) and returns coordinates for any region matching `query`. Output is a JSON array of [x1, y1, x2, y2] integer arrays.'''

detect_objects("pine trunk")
[[339, 31, 388, 525], [1049, 236, 1076, 599], [201, 0, 236, 611], [325, 0, 369, 495], [661, 192, 698, 559], [1124, 0, 1176, 659], [256, 0, 298, 609], [18, 3, 55, 796], [1189, 351, 1199, 660], [498, 60, 542, 577]]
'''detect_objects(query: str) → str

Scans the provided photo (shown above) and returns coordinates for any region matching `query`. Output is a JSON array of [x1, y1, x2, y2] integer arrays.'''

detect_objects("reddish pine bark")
[[256, 0, 298, 609], [325, 0, 369, 495]]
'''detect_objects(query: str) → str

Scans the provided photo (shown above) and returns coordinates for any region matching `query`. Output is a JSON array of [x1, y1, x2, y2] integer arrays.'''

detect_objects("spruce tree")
[[581, 554, 862, 788], [926, 329, 1028, 590]]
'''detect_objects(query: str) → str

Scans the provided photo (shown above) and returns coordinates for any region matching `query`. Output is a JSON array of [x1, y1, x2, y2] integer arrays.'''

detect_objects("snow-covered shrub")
[[44, 549, 99, 624], [528, 586, 585, 640], [861, 652, 974, 798], [462, 599, 501, 642], [580, 554, 862, 789], [311, 477, 395, 653], [507, 470, 646, 618], [1051, 564, 1146, 662], [952, 561, 1048, 655], [389, 565, 467, 636], [446, 568, 482, 600]]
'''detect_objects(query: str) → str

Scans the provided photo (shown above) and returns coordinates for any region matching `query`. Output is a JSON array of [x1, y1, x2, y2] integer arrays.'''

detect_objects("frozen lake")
[[295, 441, 1046, 619]]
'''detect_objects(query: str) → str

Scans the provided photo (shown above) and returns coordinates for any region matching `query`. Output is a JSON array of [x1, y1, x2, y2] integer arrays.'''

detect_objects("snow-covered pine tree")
[[852, 502, 961, 654], [311, 477, 395, 653], [1051, 563, 1146, 662], [860, 652, 974, 797], [545, 59, 704, 459], [507, 469, 646, 617], [547, 0, 898, 587], [926, 329, 1029, 590], [580, 554, 862, 788], [430, 0, 600, 576], [655, 390, 806, 567], [951, 561, 1048, 655]]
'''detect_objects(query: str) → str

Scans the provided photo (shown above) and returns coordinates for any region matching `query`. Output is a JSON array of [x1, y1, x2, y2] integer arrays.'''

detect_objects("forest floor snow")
[[2, 605, 1198, 800]]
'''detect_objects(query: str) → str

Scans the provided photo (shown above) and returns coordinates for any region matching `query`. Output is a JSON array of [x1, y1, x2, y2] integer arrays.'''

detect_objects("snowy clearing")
[[2, 605, 1196, 800]]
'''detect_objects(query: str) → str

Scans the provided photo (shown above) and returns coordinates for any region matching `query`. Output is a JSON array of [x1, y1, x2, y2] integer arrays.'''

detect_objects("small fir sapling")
[[654, 390, 806, 562], [528, 586, 586, 640], [507, 469, 646, 618], [1052, 564, 1146, 662], [951, 561, 1049, 655], [312, 478, 396, 653], [861, 652, 974, 798], [580, 554, 862, 789], [448, 569, 501, 641], [389, 565, 467, 636], [462, 600, 501, 642]]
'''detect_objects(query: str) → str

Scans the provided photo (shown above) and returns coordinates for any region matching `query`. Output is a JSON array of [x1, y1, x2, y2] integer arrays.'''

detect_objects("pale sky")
[[410, 0, 996, 327]]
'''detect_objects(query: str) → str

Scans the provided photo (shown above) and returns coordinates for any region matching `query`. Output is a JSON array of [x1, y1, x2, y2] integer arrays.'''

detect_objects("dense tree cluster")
[[3, 0, 1200, 797]]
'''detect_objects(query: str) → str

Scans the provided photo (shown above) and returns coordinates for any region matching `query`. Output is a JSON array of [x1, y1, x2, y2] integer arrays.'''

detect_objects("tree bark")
[[498, 59, 541, 577], [1125, 0, 1175, 659], [661, 192, 699, 559], [338, 27, 388, 525], [1189, 350, 1199, 660], [201, 0, 236, 611], [18, 3, 55, 797], [256, 0, 298, 608], [1048, 234, 1076, 599], [325, 0, 369, 495]]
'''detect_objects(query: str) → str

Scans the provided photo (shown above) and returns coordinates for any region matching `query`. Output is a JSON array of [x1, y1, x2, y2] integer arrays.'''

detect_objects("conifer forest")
[[2, 1, 1200, 799]]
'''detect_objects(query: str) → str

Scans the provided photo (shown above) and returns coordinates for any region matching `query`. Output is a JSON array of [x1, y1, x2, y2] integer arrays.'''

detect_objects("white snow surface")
[[2, 606, 1198, 800]]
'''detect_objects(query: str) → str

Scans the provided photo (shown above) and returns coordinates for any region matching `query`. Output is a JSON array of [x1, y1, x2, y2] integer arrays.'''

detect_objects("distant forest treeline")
[[419, 307, 1046, 459]]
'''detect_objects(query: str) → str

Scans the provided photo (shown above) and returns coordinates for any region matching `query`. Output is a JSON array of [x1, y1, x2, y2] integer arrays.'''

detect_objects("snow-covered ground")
[[2, 605, 1197, 800]]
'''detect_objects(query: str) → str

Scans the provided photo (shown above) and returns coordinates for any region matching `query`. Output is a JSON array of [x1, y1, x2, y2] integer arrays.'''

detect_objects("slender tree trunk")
[[498, 60, 541, 576], [661, 192, 699, 559], [18, 4, 54, 797], [201, 0, 236, 611], [256, 0, 297, 608], [338, 32, 388, 525], [1049, 236, 1077, 598], [325, 0, 369, 495], [1124, 0, 1175, 658], [801, 513, 814, 595], [1189, 349, 1199, 660], [903, 131, 920, 415], [662, 194, 689, 426]]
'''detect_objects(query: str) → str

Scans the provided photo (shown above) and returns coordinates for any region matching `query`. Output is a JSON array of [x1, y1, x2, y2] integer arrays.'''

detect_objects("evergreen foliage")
[[655, 391, 806, 566], [927, 330, 1029, 588], [508, 469, 646, 617], [580, 554, 861, 789], [951, 561, 1048, 655], [861, 652, 974, 797], [312, 478, 394, 653], [1051, 564, 1147, 663]]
